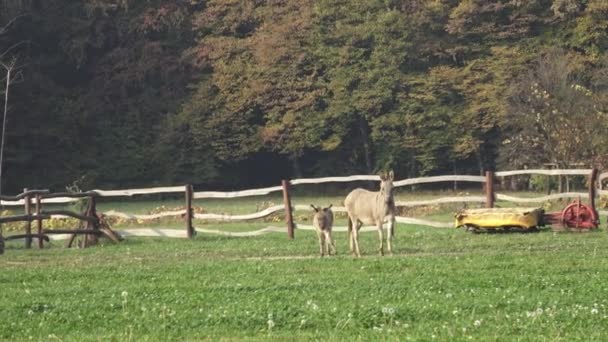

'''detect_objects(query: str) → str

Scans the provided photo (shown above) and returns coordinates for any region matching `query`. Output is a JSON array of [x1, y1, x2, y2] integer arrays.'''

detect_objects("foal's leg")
[[377, 222, 384, 256], [326, 231, 336, 255], [317, 231, 325, 256]]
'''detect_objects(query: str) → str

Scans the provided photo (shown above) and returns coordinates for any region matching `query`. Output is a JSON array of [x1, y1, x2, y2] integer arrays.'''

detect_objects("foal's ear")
[[388, 170, 394, 181], [324, 204, 333, 211], [310, 204, 319, 212]]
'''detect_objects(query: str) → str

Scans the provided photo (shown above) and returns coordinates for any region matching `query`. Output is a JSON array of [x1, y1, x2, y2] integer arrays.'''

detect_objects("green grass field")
[[2, 221, 608, 341], [2, 191, 607, 341]]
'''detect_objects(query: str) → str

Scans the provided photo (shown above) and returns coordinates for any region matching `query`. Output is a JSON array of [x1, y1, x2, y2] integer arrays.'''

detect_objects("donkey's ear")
[[324, 204, 333, 211], [388, 170, 394, 180], [310, 204, 319, 212]]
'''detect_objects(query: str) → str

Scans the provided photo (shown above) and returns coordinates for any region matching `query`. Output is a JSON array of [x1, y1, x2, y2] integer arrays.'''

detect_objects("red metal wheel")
[[561, 201, 598, 229]]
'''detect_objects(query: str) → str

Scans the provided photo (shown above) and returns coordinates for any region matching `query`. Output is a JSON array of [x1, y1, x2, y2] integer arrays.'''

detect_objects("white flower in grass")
[[592, 308, 599, 315], [121, 291, 128, 298], [474, 320, 482, 327], [382, 306, 395, 315]]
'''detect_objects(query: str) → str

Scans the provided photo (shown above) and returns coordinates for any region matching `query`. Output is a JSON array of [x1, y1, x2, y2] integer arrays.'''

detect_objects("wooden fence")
[[1, 168, 606, 247], [0, 190, 121, 249]]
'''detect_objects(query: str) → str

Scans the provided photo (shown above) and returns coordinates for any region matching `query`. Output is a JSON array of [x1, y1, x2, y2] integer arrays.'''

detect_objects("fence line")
[[295, 216, 453, 231], [395, 217, 452, 228], [394, 175, 485, 187], [290, 175, 379, 185], [496, 169, 593, 177], [1, 197, 80, 206], [93, 186, 185, 197], [496, 192, 590, 203], [395, 196, 486, 207], [296, 224, 384, 232], [103, 209, 187, 220], [294, 204, 346, 212], [193, 186, 284, 199], [2, 168, 607, 244], [193, 205, 284, 221]]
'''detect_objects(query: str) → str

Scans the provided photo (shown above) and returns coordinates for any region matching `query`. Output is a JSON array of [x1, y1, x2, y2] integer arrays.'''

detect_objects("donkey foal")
[[311, 204, 336, 257]]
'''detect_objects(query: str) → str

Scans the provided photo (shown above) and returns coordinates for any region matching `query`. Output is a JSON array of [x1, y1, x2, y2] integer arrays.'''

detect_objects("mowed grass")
[[2, 190, 607, 340], [2, 222, 608, 341]]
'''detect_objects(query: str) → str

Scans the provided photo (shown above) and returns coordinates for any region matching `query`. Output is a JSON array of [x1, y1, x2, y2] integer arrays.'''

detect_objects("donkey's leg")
[[377, 223, 384, 256], [348, 216, 355, 255], [387, 217, 395, 255], [352, 221, 362, 257]]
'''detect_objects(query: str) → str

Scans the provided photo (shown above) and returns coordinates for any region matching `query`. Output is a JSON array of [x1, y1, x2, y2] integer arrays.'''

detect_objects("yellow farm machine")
[[455, 199, 599, 232]]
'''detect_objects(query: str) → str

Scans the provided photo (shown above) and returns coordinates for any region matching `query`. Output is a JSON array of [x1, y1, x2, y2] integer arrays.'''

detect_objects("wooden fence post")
[[485, 171, 495, 208], [36, 194, 43, 249], [24, 188, 32, 248], [81, 196, 92, 248], [282, 180, 295, 239], [185, 184, 194, 238], [589, 168, 598, 217]]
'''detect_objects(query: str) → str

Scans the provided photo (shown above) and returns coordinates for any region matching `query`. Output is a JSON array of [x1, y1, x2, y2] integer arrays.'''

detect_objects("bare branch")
[[0, 60, 13, 197], [0, 40, 29, 60], [0, 14, 27, 36]]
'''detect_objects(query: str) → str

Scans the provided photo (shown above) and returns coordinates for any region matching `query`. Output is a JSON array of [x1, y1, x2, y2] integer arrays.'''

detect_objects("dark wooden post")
[[83, 196, 93, 248], [589, 168, 598, 217], [282, 180, 295, 239], [24, 188, 32, 248], [185, 184, 194, 238], [36, 194, 43, 249], [485, 171, 495, 208]]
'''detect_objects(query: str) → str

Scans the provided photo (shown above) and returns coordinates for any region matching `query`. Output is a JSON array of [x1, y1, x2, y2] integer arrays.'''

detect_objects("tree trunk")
[[290, 154, 302, 179], [476, 150, 483, 176], [453, 162, 458, 191], [358, 119, 373, 174]]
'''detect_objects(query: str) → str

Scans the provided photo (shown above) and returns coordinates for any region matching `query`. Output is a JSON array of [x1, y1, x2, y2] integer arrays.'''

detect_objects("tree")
[[503, 48, 607, 171], [0, 11, 25, 196]]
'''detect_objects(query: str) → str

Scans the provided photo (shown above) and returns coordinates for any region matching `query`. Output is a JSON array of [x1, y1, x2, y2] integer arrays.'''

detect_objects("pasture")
[[2, 191, 608, 341]]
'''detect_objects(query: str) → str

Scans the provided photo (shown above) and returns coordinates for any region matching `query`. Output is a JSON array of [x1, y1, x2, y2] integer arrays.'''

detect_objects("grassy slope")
[[2, 224, 608, 341]]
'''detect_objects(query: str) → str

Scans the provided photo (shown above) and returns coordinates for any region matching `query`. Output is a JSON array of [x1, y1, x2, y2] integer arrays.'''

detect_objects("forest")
[[0, 0, 607, 193]]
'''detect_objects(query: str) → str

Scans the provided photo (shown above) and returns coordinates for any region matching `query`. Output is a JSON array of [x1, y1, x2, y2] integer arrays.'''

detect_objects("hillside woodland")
[[1, 0, 607, 192]]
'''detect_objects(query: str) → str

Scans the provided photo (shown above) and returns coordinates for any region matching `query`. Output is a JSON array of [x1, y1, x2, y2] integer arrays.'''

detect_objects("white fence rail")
[[394, 175, 485, 187], [93, 186, 186, 197], [496, 169, 593, 177], [193, 186, 283, 199], [496, 192, 590, 204]]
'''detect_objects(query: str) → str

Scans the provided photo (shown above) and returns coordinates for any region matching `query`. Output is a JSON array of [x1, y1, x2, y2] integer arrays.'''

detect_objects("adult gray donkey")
[[344, 171, 396, 257]]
